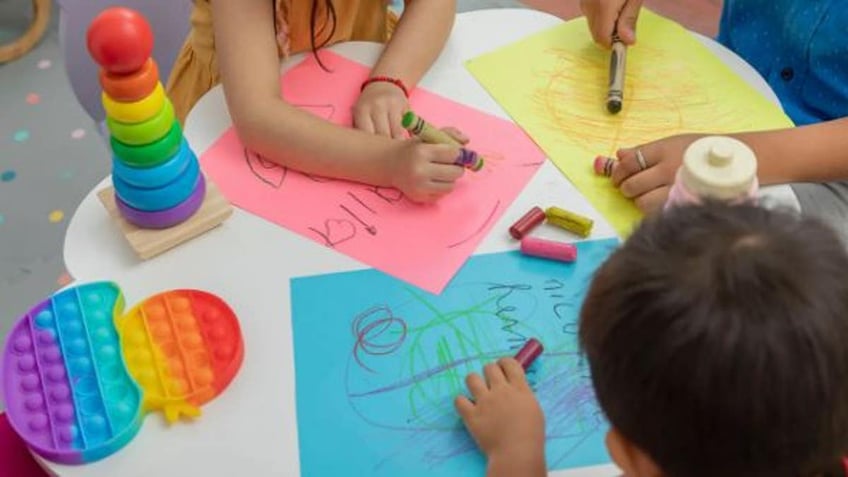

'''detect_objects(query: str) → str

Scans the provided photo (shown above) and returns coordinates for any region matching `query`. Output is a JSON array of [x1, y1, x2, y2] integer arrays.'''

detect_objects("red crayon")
[[514, 338, 544, 370], [509, 206, 546, 239]]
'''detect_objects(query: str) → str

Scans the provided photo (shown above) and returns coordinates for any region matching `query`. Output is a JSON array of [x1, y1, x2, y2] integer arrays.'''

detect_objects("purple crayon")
[[455, 148, 485, 172], [402, 110, 484, 172]]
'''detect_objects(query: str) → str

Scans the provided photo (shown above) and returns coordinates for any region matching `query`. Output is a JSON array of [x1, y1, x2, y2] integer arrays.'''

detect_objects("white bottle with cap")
[[665, 136, 759, 208]]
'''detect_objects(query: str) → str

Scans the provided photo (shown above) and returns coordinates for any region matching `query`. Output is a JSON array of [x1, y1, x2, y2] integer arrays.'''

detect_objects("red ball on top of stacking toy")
[[86, 7, 153, 74]]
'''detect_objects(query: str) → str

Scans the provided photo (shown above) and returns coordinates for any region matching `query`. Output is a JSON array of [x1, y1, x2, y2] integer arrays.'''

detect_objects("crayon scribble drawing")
[[290, 240, 619, 477], [465, 9, 794, 236], [200, 51, 545, 294]]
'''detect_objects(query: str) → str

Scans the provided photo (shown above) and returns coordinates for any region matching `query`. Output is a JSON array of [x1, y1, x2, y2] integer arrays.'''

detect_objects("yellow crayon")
[[402, 110, 484, 171], [402, 110, 463, 147], [545, 206, 594, 237]]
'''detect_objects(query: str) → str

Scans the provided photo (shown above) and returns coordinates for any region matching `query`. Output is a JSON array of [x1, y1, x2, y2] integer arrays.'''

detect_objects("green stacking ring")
[[107, 100, 175, 146], [111, 121, 182, 168]]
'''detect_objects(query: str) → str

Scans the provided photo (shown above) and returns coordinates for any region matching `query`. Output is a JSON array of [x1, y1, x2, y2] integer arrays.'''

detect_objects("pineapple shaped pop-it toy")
[[86, 7, 232, 260], [1, 283, 243, 464]]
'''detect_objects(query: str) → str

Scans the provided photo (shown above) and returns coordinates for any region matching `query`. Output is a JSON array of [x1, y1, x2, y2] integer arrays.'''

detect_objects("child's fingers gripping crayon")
[[460, 337, 544, 405], [594, 155, 616, 177], [403, 110, 484, 172]]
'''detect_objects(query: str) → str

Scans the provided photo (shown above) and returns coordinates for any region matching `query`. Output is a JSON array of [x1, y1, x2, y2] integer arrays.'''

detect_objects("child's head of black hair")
[[579, 201, 848, 477]]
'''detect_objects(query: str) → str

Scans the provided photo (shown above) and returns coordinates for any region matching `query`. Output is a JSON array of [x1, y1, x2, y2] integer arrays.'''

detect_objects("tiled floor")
[[0, 0, 724, 404], [0, 0, 112, 349]]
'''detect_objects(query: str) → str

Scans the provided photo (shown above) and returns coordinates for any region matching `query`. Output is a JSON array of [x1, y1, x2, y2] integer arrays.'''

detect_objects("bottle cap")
[[680, 136, 757, 200]]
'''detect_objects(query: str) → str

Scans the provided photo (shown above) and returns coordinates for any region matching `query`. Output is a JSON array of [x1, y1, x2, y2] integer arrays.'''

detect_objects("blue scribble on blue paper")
[[290, 239, 619, 476]]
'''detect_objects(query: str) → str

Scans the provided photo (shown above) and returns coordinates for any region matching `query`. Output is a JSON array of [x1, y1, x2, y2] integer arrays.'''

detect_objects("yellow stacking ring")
[[107, 100, 175, 146], [102, 83, 166, 124]]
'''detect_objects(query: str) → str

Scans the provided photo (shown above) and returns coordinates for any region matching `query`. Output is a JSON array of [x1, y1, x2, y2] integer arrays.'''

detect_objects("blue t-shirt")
[[717, 0, 847, 125]]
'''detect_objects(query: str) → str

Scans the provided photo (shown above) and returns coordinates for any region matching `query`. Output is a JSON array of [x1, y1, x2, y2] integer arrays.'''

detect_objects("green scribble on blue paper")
[[290, 239, 619, 476]]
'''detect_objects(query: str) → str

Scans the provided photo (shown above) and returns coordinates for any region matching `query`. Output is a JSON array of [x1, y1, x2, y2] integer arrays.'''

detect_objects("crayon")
[[520, 236, 578, 263], [509, 206, 546, 239], [402, 110, 484, 171], [514, 338, 544, 370], [544, 206, 594, 237], [594, 155, 615, 177], [607, 35, 626, 114], [402, 110, 463, 147], [455, 148, 485, 172]]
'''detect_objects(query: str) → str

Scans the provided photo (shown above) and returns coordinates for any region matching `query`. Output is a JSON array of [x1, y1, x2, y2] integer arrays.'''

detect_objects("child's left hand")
[[354, 82, 409, 140], [455, 358, 546, 475], [607, 133, 704, 212]]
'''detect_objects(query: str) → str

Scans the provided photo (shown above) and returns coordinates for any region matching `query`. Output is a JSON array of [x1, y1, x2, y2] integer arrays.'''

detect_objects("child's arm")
[[354, 0, 457, 138], [743, 118, 848, 184], [212, 0, 464, 203], [455, 359, 547, 477], [606, 117, 848, 212]]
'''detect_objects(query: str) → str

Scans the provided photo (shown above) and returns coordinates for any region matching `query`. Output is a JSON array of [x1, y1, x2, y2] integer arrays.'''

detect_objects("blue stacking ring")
[[112, 139, 194, 189], [113, 157, 200, 211]]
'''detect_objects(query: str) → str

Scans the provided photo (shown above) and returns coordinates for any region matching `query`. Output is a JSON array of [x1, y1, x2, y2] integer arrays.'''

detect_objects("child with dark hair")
[[456, 201, 848, 477]]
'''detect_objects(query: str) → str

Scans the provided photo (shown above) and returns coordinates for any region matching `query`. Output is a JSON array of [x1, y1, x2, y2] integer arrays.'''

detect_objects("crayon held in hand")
[[513, 338, 544, 370], [607, 35, 626, 114], [594, 155, 615, 177], [545, 206, 594, 237], [402, 110, 484, 171], [455, 148, 485, 172], [402, 110, 463, 147]]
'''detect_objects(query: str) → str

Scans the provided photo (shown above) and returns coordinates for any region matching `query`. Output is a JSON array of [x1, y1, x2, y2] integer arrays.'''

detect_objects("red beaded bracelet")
[[360, 76, 409, 98]]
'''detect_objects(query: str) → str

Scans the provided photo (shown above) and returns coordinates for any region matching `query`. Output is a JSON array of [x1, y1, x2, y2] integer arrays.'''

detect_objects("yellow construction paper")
[[465, 10, 794, 236]]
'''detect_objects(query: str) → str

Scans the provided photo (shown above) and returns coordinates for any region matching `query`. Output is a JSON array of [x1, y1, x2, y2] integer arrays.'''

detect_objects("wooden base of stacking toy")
[[97, 177, 232, 260]]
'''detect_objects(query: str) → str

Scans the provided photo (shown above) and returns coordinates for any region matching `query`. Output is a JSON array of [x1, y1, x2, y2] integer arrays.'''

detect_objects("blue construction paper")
[[290, 239, 619, 476]]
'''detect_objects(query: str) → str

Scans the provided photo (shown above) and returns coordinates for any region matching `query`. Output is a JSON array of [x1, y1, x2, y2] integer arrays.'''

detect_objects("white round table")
[[56, 9, 798, 477]]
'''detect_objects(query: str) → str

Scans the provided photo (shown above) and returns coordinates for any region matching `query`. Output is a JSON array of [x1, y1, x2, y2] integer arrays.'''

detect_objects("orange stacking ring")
[[99, 58, 159, 102], [102, 83, 165, 124], [107, 99, 175, 146]]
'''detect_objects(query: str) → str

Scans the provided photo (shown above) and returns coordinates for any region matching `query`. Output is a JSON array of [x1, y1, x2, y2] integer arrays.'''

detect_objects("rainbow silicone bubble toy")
[[1, 282, 243, 465]]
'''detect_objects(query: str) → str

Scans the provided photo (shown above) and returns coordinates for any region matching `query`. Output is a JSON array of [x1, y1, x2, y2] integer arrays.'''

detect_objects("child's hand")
[[390, 141, 466, 203], [580, 0, 644, 47], [455, 358, 546, 476], [354, 82, 409, 139], [607, 134, 703, 212]]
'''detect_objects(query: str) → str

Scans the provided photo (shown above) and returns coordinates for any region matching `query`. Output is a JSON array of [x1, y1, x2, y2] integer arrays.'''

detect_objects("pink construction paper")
[[200, 51, 544, 293]]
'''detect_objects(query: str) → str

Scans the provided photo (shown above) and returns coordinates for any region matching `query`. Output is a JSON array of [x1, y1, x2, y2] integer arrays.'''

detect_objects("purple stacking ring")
[[115, 174, 206, 229]]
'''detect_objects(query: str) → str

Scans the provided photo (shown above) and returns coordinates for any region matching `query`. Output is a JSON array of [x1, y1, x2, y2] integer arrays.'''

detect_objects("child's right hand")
[[390, 141, 467, 204], [580, 0, 644, 47], [455, 358, 546, 477]]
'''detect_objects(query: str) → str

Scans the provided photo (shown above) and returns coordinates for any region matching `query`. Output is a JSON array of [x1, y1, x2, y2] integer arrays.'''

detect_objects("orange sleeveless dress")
[[166, 0, 402, 123]]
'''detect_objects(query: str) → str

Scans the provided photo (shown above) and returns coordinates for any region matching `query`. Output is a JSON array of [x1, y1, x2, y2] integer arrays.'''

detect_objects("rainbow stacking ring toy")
[[1, 282, 244, 464], [87, 6, 207, 230], [112, 155, 201, 211], [116, 174, 207, 229]]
